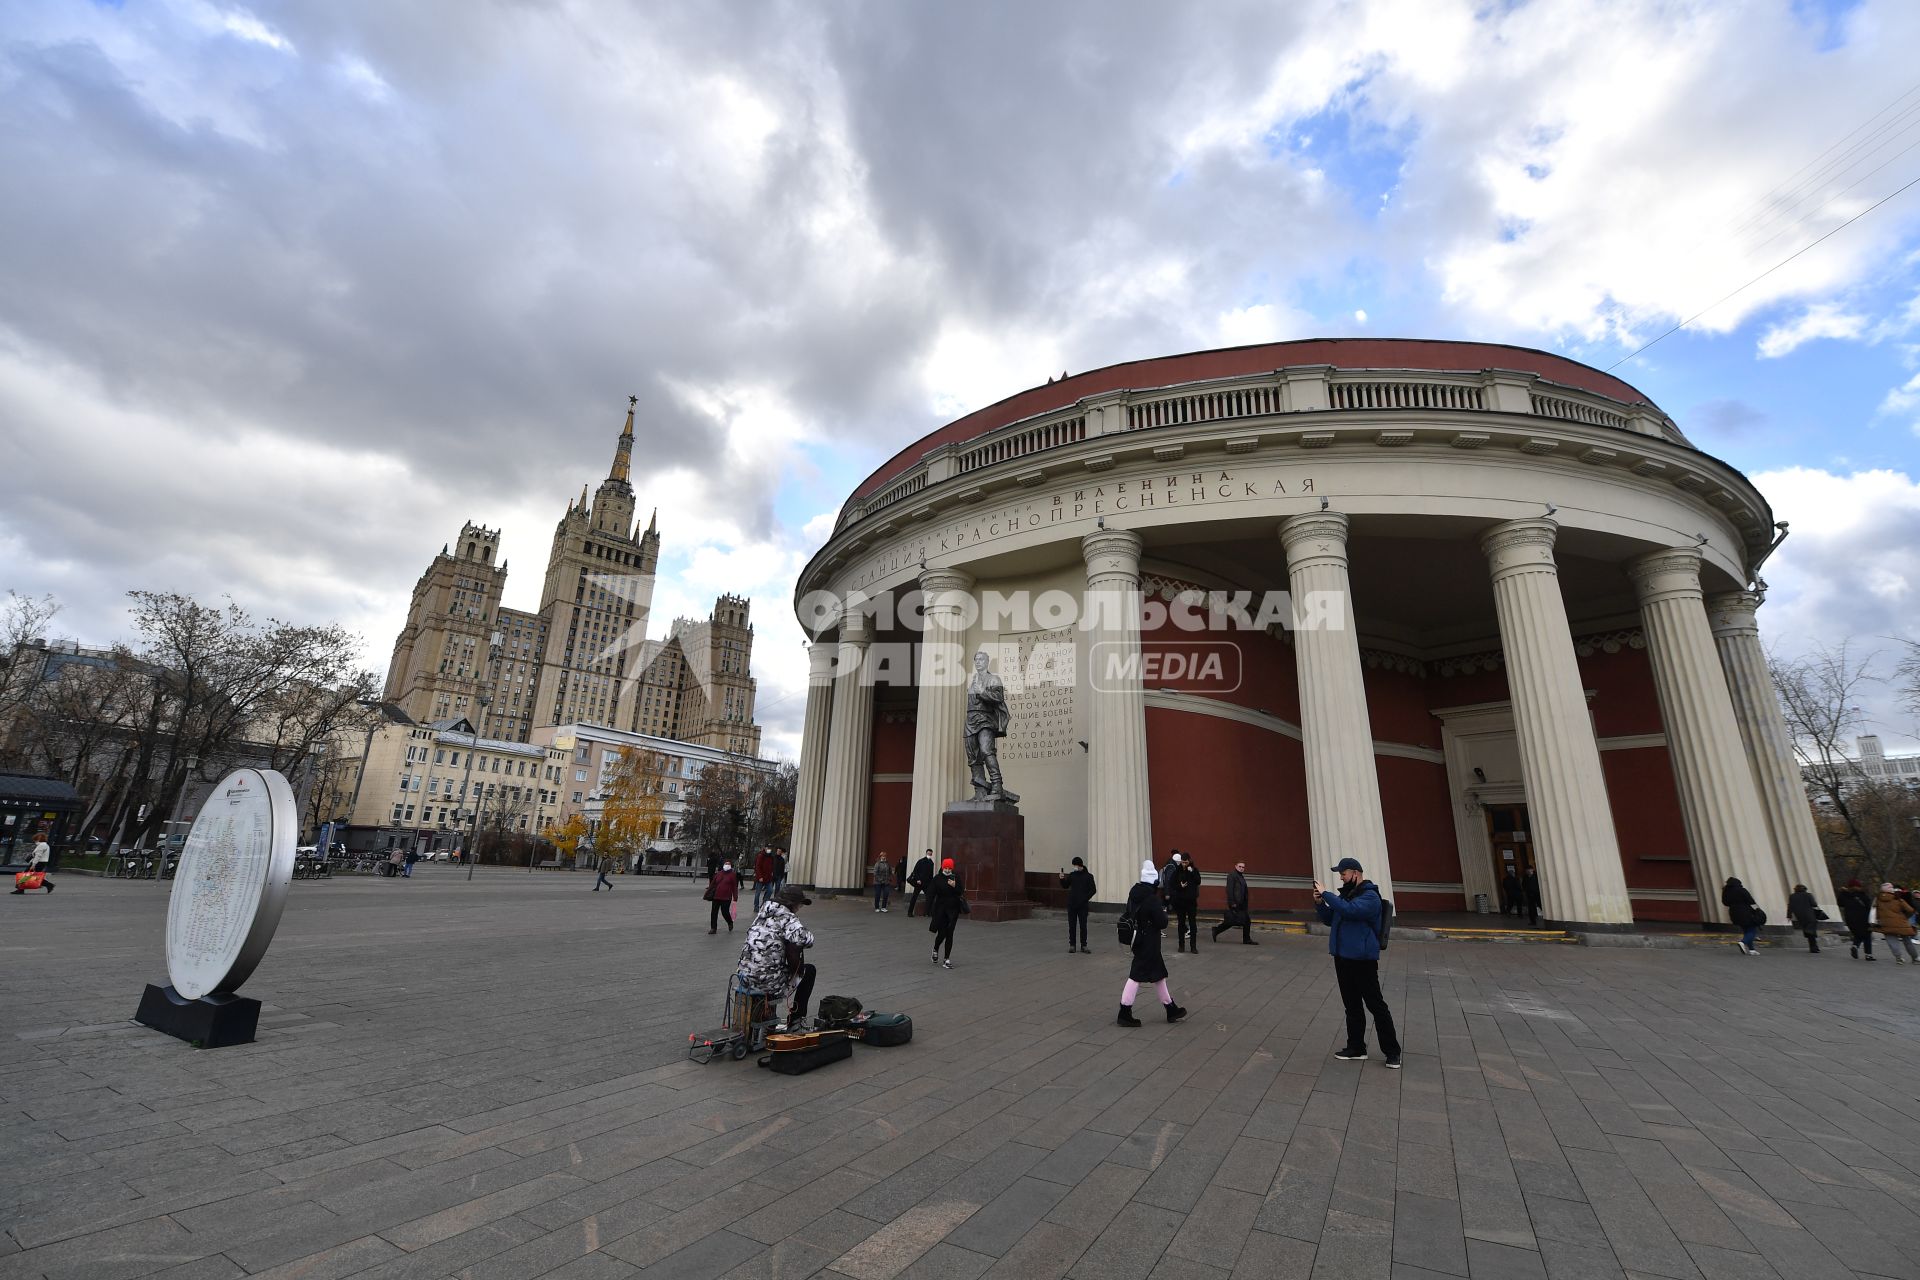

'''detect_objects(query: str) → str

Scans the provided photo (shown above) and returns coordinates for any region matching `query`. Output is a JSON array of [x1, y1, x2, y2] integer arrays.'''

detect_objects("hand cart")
[[688, 975, 782, 1063]]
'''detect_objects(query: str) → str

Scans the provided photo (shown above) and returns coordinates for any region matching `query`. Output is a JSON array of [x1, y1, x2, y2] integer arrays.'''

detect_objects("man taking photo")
[[1312, 857, 1401, 1069]]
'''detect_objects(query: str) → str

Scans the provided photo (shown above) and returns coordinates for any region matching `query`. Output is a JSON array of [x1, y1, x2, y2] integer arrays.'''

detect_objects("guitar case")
[[758, 1033, 852, 1075], [854, 1013, 913, 1047]]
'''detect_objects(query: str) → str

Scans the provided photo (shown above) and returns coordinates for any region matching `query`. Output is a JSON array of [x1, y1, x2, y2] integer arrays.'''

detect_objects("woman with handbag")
[[1721, 877, 1762, 956], [1874, 884, 1919, 963], [927, 858, 966, 969], [707, 861, 740, 934], [1119, 859, 1186, 1027]]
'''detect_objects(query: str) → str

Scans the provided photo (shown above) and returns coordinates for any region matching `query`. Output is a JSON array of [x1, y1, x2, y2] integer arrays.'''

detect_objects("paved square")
[[5, 868, 1920, 1280]]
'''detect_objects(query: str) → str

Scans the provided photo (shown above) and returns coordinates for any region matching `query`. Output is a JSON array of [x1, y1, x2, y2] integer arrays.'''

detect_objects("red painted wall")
[[1576, 645, 1665, 738], [1145, 706, 1309, 914], [1601, 745, 1698, 921], [1137, 601, 1301, 722], [864, 712, 915, 878], [1377, 756, 1457, 892]]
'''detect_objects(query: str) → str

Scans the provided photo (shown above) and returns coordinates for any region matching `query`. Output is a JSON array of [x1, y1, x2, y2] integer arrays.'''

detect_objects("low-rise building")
[[322, 710, 569, 854], [532, 721, 773, 867]]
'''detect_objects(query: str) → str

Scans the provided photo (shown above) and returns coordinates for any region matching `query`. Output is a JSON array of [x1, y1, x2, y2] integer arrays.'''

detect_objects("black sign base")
[[134, 984, 260, 1048]]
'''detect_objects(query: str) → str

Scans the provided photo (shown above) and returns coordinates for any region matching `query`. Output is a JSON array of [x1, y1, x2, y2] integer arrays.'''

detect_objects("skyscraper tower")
[[530, 400, 658, 729]]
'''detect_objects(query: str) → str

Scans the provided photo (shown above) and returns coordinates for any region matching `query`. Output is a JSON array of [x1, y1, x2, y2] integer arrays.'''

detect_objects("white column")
[[812, 614, 875, 892], [786, 641, 836, 887], [1482, 520, 1634, 926], [906, 568, 973, 863], [1708, 590, 1836, 916], [1279, 512, 1392, 896], [1082, 529, 1152, 903], [1627, 550, 1787, 924]]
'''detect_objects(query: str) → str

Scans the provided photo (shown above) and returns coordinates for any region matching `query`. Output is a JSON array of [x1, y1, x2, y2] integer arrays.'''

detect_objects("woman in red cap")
[[927, 857, 967, 969]]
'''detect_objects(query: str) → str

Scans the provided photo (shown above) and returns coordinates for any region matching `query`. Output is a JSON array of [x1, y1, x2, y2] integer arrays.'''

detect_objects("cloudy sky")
[[5, 0, 1920, 758]]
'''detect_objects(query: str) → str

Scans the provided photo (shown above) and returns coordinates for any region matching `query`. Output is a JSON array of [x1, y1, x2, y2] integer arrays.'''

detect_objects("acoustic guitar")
[[764, 1027, 850, 1053]]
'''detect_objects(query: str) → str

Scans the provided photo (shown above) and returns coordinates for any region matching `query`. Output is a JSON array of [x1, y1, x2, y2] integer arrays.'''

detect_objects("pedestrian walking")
[[871, 853, 895, 912], [1875, 883, 1919, 963], [1314, 857, 1401, 1067], [753, 848, 777, 909], [927, 858, 966, 969], [772, 849, 788, 890], [1521, 868, 1541, 926], [1118, 859, 1186, 1026], [403, 848, 418, 878], [594, 851, 615, 891], [1212, 860, 1257, 944], [1164, 851, 1202, 953], [906, 850, 935, 918], [1839, 879, 1876, 959], [1786, 883, 1822, 953], [1059, 857, 1096, 953], [1721, 877, 1764, 955], [895, 853, 909, 896], [387, 848, 404, 878], [706, 860, 740, 933], [11, 838, 54, 894]]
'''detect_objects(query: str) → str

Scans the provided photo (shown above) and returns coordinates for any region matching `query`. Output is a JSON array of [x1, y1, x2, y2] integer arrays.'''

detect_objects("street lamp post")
[[463, 632, 501, 881], [463, 694, 492, 881]]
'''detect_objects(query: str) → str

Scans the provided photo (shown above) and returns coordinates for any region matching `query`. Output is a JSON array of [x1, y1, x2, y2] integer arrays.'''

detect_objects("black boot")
[[1176, 937, 1187, 954], [1165, 1002, 1187, 1024], [1117, 1005, 1142, 1027]]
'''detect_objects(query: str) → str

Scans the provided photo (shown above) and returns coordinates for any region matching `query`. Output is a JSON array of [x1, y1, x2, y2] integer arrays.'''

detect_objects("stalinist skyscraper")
[[381, 400, 759, 753], [528, 400, 660, 729]]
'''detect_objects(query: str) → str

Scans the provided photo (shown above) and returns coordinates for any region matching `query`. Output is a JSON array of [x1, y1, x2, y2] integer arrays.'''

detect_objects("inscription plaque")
[[1000, 628, 1078, 764]]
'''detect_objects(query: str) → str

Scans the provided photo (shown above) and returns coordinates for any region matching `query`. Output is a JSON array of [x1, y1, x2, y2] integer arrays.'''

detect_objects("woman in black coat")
[[1837, 878, 1875, 959], [1721, 877, 1761, 956], [1785, 884, 1822, 954], [1120, 860, 1186, 1027], [927, 858, 966, 970]]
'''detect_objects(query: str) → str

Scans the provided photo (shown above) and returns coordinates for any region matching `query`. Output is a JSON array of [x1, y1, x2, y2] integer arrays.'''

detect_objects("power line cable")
[[1729, 99, 1920, 255], [1607, 170, 1920, 371], [1723, 78, 1920, 242]]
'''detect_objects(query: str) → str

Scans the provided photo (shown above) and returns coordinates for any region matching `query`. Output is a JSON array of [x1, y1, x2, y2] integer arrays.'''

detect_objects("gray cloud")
[[5, 0, 1920, 760]]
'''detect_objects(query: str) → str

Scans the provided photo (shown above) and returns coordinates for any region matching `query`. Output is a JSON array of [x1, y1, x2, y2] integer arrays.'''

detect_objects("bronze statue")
[[965, 651, 1019, 804]]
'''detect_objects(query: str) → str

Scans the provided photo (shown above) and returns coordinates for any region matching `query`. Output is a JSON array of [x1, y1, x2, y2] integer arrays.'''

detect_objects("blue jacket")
[[1316, 880, 1383, 960]]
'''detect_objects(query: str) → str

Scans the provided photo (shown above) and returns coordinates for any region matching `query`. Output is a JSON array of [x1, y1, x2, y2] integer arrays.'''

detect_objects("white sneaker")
[[942, 960, 953, 970], [882, 907, 889, 913], [1735, 941, 1752, 955]]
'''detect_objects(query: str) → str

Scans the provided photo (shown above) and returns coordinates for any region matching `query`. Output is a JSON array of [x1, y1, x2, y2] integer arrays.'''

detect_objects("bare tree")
[[0, 590, 62, 744], [1772, 642, 1911, 883]]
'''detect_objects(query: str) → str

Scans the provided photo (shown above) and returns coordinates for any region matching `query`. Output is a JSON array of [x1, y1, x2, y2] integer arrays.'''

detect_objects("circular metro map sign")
[[164, 767, 296, 1000]]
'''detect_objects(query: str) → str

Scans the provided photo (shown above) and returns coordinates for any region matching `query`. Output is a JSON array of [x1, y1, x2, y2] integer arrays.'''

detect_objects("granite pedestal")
[[940, 800, 1032, 922]]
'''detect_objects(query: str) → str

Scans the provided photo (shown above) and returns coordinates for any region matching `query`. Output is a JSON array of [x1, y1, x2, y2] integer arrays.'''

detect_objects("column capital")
[[1625, 546, 1704, 606], [918, 566, 975, 597], [837, 610, 875, 646], [1278, 511, 1350, 568], [1082, 527, 1144, 586], [1480, 518, 1560, 583], [806, 641, 838, 683], [1705, 590, 1764, 639]]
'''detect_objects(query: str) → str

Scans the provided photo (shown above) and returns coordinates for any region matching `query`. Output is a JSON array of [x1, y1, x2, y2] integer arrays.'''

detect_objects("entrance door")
[[1487, 804, 1534, 914]]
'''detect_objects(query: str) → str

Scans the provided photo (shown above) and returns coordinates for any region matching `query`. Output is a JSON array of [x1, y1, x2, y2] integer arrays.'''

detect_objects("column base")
[[1548, 920, 1638, 935]]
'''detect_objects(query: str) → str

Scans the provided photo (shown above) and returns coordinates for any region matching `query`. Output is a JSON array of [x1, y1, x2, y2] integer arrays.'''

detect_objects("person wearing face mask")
[[706, 859, 740, 933]]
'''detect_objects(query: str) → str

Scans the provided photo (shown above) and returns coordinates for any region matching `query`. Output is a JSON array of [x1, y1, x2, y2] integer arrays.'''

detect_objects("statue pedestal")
[[941, 801, 1032, 922]]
